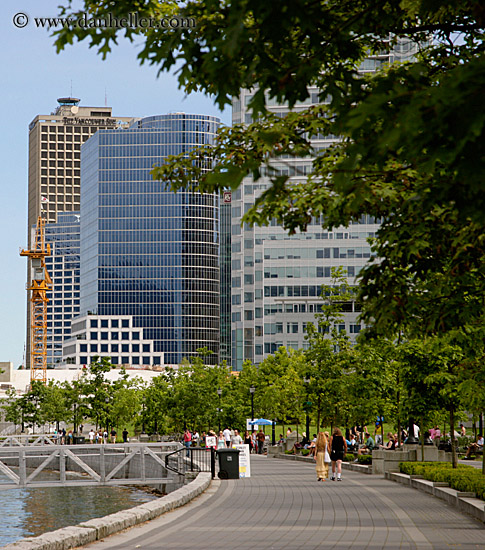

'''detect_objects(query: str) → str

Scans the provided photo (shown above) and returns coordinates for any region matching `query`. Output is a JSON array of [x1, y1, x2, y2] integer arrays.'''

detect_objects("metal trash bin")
[[73, 435, 85, 444], [217, 448, 240, 479]]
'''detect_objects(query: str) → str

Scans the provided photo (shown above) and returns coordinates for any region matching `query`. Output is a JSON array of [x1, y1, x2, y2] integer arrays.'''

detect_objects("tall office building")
[[219, 195, 232, 365], [78, 113, 221, 365], [26, 97, 135, 368], [28, 97, 135, 229], [231, 42, 420, 370]]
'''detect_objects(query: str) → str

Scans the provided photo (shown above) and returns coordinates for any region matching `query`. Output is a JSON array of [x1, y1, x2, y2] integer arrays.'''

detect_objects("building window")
[[142, 344, 150, 352], [111, 319, 119, 328], [132, 332, 140, 340], [101, 319, 109, 328], [100, 332, 109, 340], [122, 319, 129, 328], [111, 344, 119, 352], [122, 344, 130, 353], [90, 320, 98, 328], [132, 344, 140, 353], [142, 357, 150, 365], [132, 356, 140, 365], [90, 332, 98, 340], [100, 344, 109, 353], [122, 332, 129, 340], [111, 332, 118, 340], [90, 344, 98, 352], [80, 344, 87, 353]]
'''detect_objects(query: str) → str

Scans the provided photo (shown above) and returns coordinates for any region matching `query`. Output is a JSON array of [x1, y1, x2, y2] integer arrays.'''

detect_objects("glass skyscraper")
[[44, 212, 81, 367], [80, 113, 221, 365]]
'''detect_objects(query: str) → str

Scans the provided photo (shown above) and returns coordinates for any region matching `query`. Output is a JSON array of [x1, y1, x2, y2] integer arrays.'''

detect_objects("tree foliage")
[[51, 0, 485, 339]]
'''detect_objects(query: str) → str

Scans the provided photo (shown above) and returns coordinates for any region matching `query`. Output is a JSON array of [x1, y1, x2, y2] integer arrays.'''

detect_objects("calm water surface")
[[0, 482, 158, 546]]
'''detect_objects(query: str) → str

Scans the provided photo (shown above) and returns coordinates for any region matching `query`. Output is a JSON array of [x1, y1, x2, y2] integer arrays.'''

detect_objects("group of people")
[[87, 427, 128, 444], [182, 427, 268, 456], [312, 428, 347, 482]]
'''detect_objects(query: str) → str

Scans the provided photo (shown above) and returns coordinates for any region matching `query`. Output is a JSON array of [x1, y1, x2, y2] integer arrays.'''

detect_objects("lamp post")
[[249, 385, 255, 423], [303, 376, 311, 443], [217, 387, 222, 432]]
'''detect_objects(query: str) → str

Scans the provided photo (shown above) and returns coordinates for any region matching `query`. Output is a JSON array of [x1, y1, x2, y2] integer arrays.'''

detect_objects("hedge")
[[400, 462, 485, 501]]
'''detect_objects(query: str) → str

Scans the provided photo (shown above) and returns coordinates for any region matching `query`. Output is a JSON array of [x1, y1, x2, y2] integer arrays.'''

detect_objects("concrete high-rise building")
[[77, 113, 221, 365], [231, 42, 420, 370], [25, 98, 135, 368], [28, 97, 135, 230]]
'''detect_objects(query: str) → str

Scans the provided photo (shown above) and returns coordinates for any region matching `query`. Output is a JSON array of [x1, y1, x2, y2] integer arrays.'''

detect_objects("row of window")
[[79, 356, 159, 365], [80, 343, 151, 353]]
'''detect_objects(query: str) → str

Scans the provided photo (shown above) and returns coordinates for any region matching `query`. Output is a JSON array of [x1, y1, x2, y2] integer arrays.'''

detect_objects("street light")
[[217, 387, 222, 432], [303, 376, 311, 443], [249, 385, 255, 422]]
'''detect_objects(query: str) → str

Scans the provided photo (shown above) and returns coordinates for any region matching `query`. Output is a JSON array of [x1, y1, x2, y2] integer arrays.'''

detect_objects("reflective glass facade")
[[44, 212, 81, 367], [80, 114, 221, 364]]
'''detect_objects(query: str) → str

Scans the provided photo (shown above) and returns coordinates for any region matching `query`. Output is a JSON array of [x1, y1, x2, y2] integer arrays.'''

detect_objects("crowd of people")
[[182, 427, 268, 455]]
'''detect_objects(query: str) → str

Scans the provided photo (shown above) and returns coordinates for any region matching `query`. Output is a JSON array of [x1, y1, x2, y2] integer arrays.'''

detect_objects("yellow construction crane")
[[20, 216, 52, 384]]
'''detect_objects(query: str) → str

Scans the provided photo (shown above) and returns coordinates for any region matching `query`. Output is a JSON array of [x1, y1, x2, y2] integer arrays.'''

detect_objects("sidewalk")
[[78, 455, 484, 550]]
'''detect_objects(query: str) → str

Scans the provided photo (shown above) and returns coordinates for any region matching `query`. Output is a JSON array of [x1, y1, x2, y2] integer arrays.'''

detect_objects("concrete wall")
[[372, 444, 451, 475]]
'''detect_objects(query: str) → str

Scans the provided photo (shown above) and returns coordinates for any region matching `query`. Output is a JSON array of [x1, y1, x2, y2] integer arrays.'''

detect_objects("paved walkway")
[[80, 456, 484, 550]]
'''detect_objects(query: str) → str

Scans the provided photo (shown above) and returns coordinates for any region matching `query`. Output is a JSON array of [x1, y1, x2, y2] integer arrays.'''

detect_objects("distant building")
[[77, 113, 221, 365], [61, 314, 165, 369], [231, 41, 420, 369], [44, 212, 81, 368], [26, 98, 134, 369]]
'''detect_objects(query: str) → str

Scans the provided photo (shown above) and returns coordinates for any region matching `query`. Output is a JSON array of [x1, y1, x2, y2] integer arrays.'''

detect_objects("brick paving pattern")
[[81, 455, 485, 550]]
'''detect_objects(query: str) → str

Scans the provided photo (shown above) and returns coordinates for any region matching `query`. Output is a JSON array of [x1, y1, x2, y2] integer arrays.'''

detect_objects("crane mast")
[[20, 216, 52, 384]]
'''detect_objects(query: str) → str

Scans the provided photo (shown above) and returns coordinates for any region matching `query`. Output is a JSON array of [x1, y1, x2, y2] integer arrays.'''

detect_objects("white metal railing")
[[0, 442, 182, 489]]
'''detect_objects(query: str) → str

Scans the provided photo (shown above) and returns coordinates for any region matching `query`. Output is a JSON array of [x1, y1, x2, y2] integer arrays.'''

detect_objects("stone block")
[[410, 478, 434, 494], [458, 497, 485, 523]]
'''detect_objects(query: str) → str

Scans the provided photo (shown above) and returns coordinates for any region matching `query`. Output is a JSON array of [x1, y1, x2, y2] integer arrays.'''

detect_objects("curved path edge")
[[1, 473, 212, 550], [274, 453, 485, 525]]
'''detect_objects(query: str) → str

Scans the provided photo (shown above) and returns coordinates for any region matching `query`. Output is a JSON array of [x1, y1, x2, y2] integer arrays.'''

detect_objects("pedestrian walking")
[[110, 428, 117, 443], [231, 429, 243, 446], [329, 427, 347, 481], [313, 432, 331, 481], [223, 427, 232, 448], [122, 428, 129, 443], [183, 428, 192, 457], [256, 428, 266, 454]]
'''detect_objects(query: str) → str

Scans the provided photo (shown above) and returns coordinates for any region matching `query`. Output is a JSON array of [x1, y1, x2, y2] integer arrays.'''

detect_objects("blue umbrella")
[[249, 418, 273, 425]]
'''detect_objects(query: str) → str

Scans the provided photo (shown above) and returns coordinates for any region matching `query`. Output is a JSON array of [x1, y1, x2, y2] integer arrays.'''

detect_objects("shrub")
[[399, 462, 485, 501], [343, 454, 354, 462], [301, 449, 311, 456], [356, 455, 372, 465]]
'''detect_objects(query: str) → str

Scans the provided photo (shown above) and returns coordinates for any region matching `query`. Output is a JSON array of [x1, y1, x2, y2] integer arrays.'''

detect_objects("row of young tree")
[[3, 274, 483, 470]]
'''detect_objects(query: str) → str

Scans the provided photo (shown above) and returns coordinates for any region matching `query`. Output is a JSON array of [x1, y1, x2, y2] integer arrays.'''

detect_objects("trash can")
[[73, 435, 85, 445], [217, 448, 240, 479]]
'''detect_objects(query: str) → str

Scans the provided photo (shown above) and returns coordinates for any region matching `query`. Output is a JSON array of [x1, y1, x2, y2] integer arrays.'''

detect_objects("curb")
[[1, 473, 212, 550], [385, 471, 485, 524]]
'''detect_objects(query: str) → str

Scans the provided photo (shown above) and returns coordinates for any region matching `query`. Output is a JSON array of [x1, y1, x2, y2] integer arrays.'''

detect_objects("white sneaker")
[[330, 475, 335, 481]]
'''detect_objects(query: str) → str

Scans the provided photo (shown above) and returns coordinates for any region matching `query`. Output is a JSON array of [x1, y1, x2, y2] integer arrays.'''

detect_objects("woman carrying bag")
[[313, 432, 331, 481]]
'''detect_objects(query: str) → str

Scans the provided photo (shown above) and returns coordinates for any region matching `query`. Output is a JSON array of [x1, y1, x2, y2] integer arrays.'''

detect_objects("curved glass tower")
[[80, 114, 221, 364]]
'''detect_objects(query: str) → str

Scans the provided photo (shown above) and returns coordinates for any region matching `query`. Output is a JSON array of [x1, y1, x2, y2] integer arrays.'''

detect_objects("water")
[[0, 483, 158, 546]]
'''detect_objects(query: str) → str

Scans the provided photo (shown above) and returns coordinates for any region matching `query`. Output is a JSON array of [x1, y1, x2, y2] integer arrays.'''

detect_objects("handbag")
[[324, 445, 331, 463]]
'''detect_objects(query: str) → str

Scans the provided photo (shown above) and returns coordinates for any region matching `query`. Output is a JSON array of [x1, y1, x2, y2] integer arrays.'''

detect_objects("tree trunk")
[[450, 408, 457, 469]]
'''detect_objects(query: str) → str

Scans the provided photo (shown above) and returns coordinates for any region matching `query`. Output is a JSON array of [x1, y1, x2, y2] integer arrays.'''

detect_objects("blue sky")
[[0, 1, 230, 368]]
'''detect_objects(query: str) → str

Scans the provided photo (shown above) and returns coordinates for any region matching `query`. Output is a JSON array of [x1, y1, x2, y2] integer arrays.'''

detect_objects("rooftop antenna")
[[70, 79, 73, 97]]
